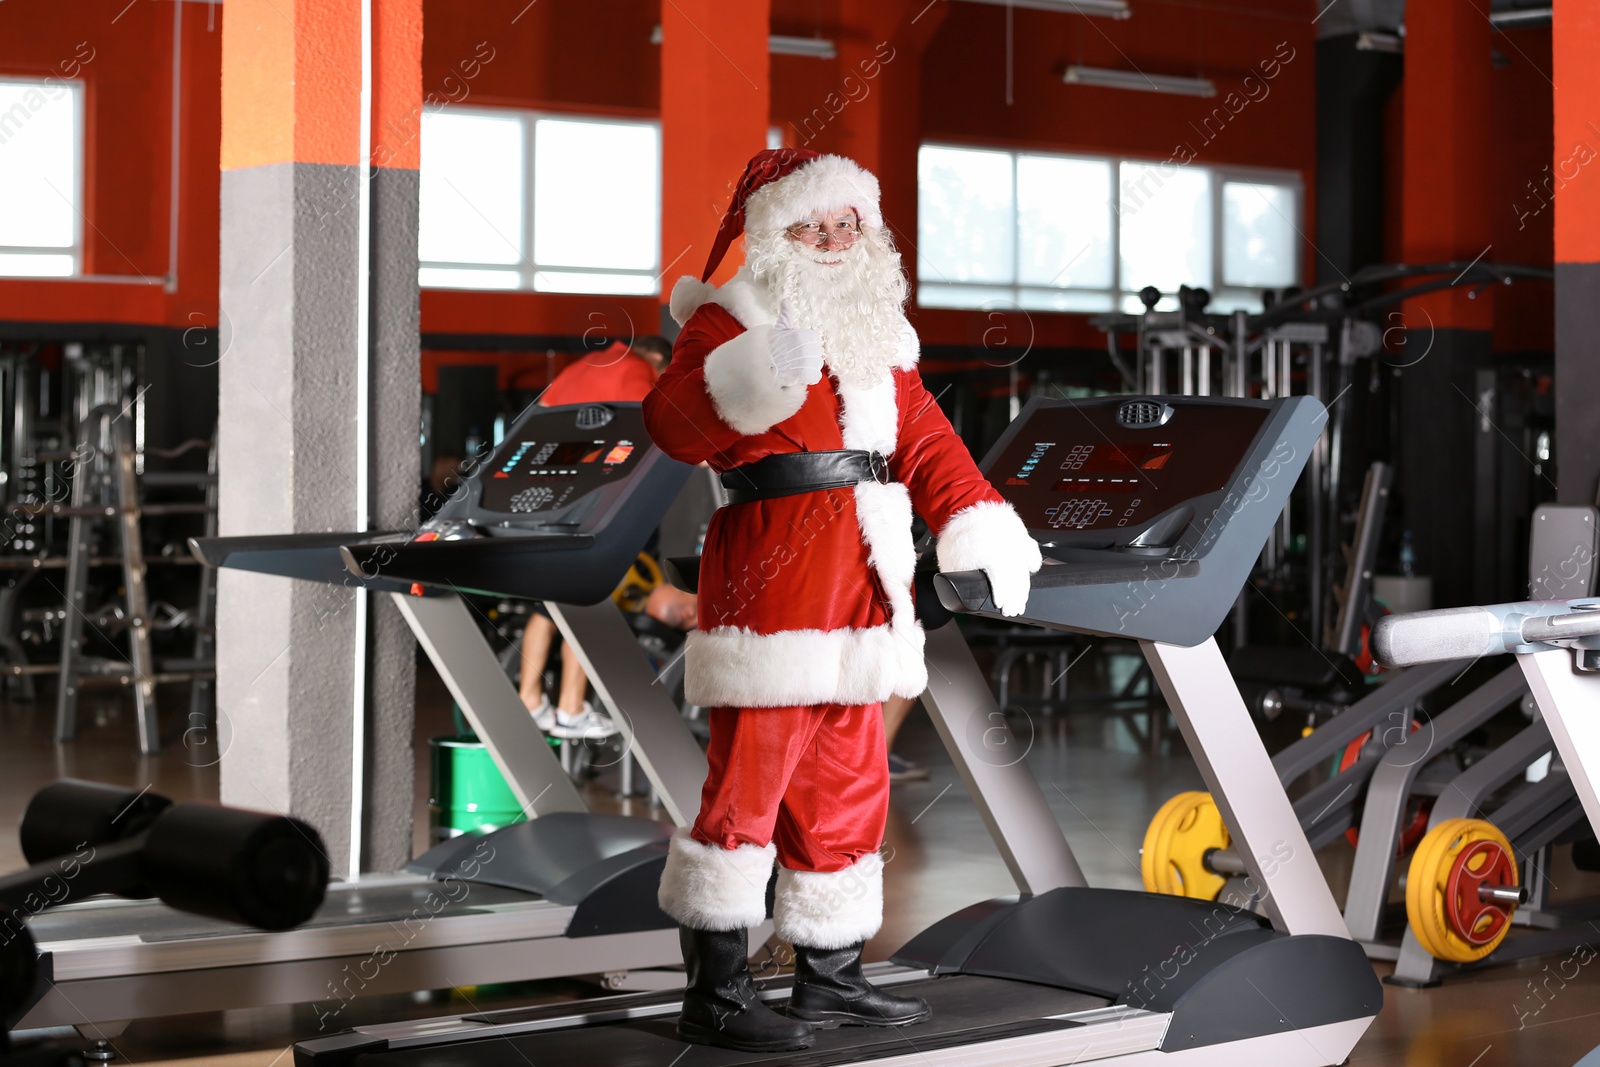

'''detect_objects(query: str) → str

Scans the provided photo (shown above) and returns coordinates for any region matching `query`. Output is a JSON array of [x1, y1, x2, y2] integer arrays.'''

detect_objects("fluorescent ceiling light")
[[769, 35, 837, 59], [1355, 31, 1403, 52], [1062, 65, 1214, 97], [648, 25, 836, 58], [1489, 7, 1551, 25], [962, 0, 1131, 17]]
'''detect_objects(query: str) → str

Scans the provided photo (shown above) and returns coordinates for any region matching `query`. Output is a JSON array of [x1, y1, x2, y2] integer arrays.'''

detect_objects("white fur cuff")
[[684, 624, 927, 708], [936, 501, 1043, 618], [702, 326, 807, 436], [774, 852, 885, 949], [657, 828, 776, 931], [935, 500, 1035, 571]]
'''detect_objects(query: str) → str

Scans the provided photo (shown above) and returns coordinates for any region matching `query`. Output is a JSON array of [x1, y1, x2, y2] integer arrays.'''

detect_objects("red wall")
[[913, 0, 1316, 349], [417, 0, 662, 342], [0, 0, 1555, 363], [0, 0, 220, 328]]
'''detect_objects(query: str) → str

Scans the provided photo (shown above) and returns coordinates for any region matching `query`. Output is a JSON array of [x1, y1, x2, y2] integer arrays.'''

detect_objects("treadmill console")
[[940, 393, 1323, 644], [428, 403, 664, 539], [981, 397, 1269, 557]]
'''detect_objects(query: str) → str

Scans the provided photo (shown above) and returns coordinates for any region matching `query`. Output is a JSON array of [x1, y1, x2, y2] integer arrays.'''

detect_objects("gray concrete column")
[[217, 0, 420, 876]]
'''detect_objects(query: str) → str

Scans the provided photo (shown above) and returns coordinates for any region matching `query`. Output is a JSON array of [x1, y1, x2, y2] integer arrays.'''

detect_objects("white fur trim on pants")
[[702, 325, 806, 436], [684, 623, 926, 708], [657, 828, 776, 931], [774, 852, 885, 949]]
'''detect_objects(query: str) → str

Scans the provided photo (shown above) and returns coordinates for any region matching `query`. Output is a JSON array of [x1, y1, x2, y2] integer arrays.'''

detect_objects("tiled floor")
[[5, 653, 1600, 1067]]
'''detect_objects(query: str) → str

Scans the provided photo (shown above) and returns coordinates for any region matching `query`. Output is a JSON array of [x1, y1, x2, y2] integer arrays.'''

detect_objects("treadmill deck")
[[307, 975, 1162, 1067], [28, 877, 569, 979]]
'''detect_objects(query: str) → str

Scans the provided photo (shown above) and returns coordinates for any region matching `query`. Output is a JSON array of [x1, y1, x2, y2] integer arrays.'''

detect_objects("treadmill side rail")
[[393, 591, 587, 816], [919, 621, 1087, 895], [1143, 638, 1350, 940]]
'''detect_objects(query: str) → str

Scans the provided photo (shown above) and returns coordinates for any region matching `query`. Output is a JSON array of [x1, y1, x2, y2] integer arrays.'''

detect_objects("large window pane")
[[0, 79, 80, 256], [918, 146, 1015, 285], [1118, 162, 1211, 294], [419, 110, 524, 266], [533, 118, 659, 272], [1222, 181, 1297, 289], [1016, 155, 1112, 289]]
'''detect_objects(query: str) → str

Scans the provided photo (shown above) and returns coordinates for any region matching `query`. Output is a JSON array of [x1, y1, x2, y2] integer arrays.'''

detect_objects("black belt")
[[720, 449, 890, 505]]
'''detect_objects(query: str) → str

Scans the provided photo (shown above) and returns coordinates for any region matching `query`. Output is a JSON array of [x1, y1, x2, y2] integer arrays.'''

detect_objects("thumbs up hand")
[[768, 300, 824, 388]]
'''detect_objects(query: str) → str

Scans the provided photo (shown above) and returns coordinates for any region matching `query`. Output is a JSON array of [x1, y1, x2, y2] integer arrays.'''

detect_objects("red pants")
[[691, 702, 888, 874]]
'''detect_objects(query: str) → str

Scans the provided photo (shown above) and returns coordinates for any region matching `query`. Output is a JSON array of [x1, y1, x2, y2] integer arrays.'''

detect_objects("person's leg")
[[882, 694, 930, 782], [658, 705, 826, 1052], [773, 703, 930, 1028], [556, 643, 589, 714], [518, 613, 555, 713], [882, 693, 914, 749], [545, 639, 621, 739]]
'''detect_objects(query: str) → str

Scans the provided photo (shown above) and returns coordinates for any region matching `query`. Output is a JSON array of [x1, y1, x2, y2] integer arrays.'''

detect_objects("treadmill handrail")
[[934, 559, 1204, 614]]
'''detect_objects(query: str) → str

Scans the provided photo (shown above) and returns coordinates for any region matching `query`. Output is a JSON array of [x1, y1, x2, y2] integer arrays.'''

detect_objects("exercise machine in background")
[[1, 780, 328, 1065]]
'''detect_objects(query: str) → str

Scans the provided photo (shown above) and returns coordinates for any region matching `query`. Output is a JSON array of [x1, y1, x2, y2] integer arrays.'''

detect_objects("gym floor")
[[4, 652, 1599, 1067]]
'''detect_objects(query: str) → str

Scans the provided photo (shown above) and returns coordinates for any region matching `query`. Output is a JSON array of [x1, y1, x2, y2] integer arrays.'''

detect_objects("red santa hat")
[[699, 148, 884, 282]]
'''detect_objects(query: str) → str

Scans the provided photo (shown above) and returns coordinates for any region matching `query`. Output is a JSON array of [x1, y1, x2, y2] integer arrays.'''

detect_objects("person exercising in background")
[[517, 336, 699, 738]]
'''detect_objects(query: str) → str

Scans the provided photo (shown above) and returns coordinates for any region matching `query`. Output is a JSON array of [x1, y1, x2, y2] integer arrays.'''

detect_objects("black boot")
[[788, 942, 933, 1027], [677, 926, 815, 1051]]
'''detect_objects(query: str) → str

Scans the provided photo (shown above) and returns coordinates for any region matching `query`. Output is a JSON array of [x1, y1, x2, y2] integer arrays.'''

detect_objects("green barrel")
[[428, 735, 528, 841]]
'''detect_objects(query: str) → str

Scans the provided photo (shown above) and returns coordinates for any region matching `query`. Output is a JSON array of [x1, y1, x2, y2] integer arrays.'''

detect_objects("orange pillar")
[[660, 0, 770, 304], [1394, 0, 1494, 606], [218, 0, 423, 874], [1553, 0, 1600, 506]]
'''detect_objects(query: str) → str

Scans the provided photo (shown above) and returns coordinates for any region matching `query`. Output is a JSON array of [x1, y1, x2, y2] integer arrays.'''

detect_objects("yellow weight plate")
[[1141, 791, 1229, 900], [611, 552, 666, 612], [1405, 818, 1518, 963]]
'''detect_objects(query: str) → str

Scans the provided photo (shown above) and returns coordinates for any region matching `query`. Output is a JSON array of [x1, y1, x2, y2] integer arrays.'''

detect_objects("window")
[[916, 144, 1300, 314], [0, 77, 83, 277], [419, 110, 661, 294]]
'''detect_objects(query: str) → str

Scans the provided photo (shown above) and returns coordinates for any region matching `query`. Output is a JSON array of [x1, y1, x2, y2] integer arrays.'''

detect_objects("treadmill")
[[17, 401, 743, 1035], [293, 394, 1384, 1067]]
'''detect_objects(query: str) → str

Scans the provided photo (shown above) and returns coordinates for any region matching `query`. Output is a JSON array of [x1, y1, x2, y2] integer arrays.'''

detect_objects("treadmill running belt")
[[358, 977, 1105, 1066]]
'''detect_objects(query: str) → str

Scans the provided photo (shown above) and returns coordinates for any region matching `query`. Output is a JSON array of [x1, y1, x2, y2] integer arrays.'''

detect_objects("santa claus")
[[644, 148, 1041, 1052]]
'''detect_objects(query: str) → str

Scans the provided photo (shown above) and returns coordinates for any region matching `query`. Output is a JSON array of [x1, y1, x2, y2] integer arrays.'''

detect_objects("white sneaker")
[[548, 702, 620, 740], [528, 696, 557, 732]]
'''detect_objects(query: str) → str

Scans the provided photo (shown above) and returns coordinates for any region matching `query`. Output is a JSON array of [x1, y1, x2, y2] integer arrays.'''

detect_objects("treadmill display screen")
[[474, 406, 649, 516], [986, 401, 1268, 539]]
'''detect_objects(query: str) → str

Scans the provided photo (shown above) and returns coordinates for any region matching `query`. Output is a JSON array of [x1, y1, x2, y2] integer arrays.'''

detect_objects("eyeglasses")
[[785, 216, 862, 248]]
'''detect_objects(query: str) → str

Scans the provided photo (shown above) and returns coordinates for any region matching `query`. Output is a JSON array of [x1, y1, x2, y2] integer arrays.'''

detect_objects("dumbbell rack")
[[39, 405, 217, 755]]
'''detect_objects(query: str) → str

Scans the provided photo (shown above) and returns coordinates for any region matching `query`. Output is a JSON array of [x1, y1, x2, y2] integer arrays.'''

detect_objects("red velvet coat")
[[644, 270, 1028, 709]]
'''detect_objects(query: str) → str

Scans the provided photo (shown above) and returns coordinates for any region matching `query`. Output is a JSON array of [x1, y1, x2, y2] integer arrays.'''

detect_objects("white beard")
[[745, 225, 911, 390]]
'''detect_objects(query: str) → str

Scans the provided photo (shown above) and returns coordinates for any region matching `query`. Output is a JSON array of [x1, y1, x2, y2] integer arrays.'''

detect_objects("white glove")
[[937, 503, 1043, 619], [986, 533, 1042, 617], [768, 300, 824, 388]]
